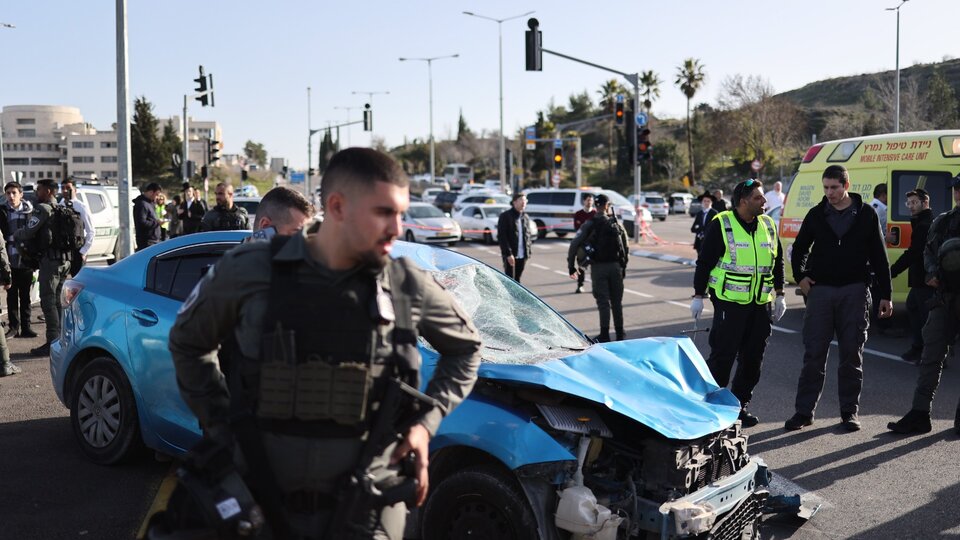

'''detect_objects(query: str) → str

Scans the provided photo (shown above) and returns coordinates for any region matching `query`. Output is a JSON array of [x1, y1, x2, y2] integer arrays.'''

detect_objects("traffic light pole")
[[536, 46, 641, 239], [182, 95, 189, 182]]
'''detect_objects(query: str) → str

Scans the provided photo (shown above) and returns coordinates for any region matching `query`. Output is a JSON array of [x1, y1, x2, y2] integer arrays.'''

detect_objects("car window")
[[646, 196, 665, 204], [484, 206, 507, 219], [146, 243, 237, 300], [169, 255, 222, 300], [86, 193, 107, 213], [408, 205, 444, 219], [602, 190, 632, 207], [890, 171, 954, 222], [552, 192, 576, 206], [525, 192, 550, 205], [424, 263, 589, 363], [234, 200, 260, 216]]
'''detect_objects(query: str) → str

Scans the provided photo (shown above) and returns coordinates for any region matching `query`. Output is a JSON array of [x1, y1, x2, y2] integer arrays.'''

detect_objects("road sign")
[[616, 94, 625, 103], [636, 112, 648, 127], [553, 139, 562, 149], [525, 126, 536, 150], [751, 159, 762, 172], [290, 172, 306, 184]]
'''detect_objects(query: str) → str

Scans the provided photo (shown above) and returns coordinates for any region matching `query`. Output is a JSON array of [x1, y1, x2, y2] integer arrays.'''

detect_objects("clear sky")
[[1, 0, 956, 170]]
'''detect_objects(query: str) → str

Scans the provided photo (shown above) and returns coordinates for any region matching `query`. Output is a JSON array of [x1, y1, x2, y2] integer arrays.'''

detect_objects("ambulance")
[[780, 130, 960, 303]]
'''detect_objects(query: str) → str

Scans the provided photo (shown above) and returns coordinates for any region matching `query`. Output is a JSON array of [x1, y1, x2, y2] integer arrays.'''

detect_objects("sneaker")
[[887, 409, 931, 435], [4, 327, 18, 338], [841, 412, 862, 432], [575, 286, 583, 294], [784, 413, 813, 431], [29, 343, 50, 357], [739, 409, 760, 428], [0, 362, 21, 376], [16, 329, 38, 339]]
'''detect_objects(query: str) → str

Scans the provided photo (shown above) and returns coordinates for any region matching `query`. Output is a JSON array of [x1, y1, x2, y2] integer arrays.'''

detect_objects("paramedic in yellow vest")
[[689, 179, 785, 428]]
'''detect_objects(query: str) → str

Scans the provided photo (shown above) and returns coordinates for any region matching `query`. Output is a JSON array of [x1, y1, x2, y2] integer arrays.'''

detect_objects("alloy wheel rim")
[[76, 375, 121, 448]]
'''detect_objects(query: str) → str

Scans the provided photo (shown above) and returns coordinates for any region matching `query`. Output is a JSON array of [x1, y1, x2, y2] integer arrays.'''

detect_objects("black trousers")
[[503, 257, 526, 282], [7, 267, 33, 332], [706, 297, 772, 407]]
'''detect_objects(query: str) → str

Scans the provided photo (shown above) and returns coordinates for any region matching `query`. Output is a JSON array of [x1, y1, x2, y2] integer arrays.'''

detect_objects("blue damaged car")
[[51, 232, 768, 539]]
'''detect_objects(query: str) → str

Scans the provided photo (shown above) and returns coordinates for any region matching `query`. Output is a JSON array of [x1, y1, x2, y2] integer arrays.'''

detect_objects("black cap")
[[595, 194, 610, 207], [952, 174, 960, 189]]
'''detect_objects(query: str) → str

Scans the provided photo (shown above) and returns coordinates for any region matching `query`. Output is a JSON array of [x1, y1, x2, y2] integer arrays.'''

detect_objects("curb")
[[631, 249, 696, 267]]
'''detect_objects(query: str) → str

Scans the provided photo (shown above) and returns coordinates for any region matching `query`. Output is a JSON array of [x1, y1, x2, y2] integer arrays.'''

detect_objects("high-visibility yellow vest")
[[708, 211, 778, 305]]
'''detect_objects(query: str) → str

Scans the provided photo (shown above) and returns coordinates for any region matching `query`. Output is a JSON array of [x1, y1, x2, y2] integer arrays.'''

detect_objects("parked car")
[[51, 232, 769, 539], [432, 190, 459, 214], [402, 202, 461, 246], [524, 188, 638, 239], [421, 187, 447, 204], [453, 190, 511, 211], [232, 196, 261, 229], [688, 197, 703, 217], [630, 192, 669, 221], [765, 204, 782, 230], [453, 203, 538, 244], [669, 192, 694, 214]]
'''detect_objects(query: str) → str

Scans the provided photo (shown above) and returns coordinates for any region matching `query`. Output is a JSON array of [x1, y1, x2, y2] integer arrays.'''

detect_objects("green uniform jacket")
[[925, 207, 960, 282], [168, 230, 482, 436], [13, 201, 54, 257]]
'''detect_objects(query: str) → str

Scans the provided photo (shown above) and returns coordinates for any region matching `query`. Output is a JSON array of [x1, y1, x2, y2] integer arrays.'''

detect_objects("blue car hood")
[[474, 337, 740, 441]]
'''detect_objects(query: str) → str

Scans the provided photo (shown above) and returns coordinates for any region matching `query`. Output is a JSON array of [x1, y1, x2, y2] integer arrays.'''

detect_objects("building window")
[[29, 171, 35, 178], [74, 170, 95, 176], [101, 170, 117, 179], [101, 156, 118, 163], [71, 141, 94, 149], [72, 156, 95, 163], [55, 171, 61, 179], [17, 118, 35, 125], [100, 141, 117, 149], [17, 129, 36, 137], [48, 144, 56, 151], [27, 144, 34, 151]]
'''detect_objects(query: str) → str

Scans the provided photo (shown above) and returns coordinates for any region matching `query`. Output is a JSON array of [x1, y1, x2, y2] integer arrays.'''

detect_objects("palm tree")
[[597, 79, 628, 177], [639, 70, 662, 114], [675, 58, 706, 182]]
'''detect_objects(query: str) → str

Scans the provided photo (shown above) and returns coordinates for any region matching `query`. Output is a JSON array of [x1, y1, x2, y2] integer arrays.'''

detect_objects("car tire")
[[555, 231, 568, 238], [534, 220, 546, 240], [658, 216, 666, 221], [483, 229, 493, 245], [421, 465, 539, 540], [405, 230, 416, 243], [447, 239, 458, 247], [70, 357, 143, 465]]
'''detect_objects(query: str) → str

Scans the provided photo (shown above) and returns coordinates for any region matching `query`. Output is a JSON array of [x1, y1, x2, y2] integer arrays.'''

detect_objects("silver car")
[[402, 202, 462, 246]]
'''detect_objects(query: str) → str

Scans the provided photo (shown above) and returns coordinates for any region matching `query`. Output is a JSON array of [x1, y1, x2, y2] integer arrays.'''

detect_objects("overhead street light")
[[463, 10, 534, 192], [886, 0, 909, 133], [0, 21, 17, 183], [334, 105, 361, 146], [399, 54, 459, 182]]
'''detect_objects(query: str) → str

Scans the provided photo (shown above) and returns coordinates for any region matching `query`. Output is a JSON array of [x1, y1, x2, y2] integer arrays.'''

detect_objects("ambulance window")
[[890, 171, 954, 222], [826, 141, 861, 162], [937, 136, 960, 157]]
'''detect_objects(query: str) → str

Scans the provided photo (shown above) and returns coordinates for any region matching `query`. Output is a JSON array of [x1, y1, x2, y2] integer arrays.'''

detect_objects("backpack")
[[51, 202, 85, 252], [583, 215, 626, 265], [935, 210, 960, 293]]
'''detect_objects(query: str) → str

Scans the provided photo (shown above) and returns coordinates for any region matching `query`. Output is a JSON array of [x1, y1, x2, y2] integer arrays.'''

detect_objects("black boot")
[[887, 410, 932, 435], [594, 330, 610, 343]]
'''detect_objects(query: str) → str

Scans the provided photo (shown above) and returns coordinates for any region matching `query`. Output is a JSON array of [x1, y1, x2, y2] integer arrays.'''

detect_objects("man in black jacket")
[[890, 189, 934, 363], [180, 184, 207, 235], [690, 194, 717, 253], [497, 193, 532, 282], [133, 182, 163, 251], [785, 165, 892, 432]]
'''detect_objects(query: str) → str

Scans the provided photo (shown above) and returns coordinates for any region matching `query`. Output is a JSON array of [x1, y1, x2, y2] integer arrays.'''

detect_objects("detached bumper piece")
[[698, 490, 767, 540]]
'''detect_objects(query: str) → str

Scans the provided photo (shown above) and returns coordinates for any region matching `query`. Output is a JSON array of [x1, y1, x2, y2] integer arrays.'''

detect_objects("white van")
[[523, 188, 637, 239], [442, 163, 473, 190]]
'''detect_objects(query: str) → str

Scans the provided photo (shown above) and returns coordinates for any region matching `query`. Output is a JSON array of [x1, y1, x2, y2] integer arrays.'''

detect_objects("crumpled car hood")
[[472, 337, 740, 441]]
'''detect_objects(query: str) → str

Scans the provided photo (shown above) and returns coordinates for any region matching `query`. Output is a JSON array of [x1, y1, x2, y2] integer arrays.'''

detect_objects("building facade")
[[1, 105, 84, 184]]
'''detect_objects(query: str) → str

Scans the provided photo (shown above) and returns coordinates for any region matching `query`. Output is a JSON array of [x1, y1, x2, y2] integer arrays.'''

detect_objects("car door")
[[80, 189, 117, 260], [127, 241, 237, 451]]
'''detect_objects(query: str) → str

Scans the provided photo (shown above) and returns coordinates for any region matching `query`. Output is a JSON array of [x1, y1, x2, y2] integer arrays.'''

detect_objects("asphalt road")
[[2, 217, 958, 539]]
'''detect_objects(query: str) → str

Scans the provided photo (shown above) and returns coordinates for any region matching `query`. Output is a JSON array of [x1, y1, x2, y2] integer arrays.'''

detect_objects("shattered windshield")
[[427, 263, 590, 364]]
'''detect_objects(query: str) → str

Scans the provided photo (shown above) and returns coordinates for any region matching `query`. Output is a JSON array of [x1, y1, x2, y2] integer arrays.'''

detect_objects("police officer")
[[200, 182, 250, 231], [567, 194, 629, 342], [14, 179, 71, 357], [1, 181, 37, 339], [888, 174, 960, 436], [0, 230, 19, 376], [168, 148, 482, 539], [690, 179, 785, 427]]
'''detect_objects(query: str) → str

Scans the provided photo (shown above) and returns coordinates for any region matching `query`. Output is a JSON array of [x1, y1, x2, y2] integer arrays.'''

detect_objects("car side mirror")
[[445, 212, 451, 218]]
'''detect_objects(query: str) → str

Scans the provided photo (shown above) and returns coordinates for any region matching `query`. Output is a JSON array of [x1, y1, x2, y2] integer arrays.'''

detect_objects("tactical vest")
[[708, 211, 778, 305], [212, 206, 247, 231], [247, 239, 423, 438], [590, 215, 626, 264]]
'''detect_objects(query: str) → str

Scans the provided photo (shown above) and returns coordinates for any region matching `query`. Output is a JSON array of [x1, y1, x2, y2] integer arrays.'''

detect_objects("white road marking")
[[624, 288, 654, 298], [531, 263, 550, 270]]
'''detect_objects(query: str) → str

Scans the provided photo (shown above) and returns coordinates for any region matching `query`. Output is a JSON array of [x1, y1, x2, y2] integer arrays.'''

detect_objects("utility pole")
[[886, 0, 909, 133], [114, 0, 133, 258], [0, 22, 14, 184]]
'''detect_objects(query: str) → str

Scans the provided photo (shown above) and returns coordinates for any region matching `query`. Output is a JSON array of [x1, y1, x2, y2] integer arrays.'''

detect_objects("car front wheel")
[[70, 357, 142, 465], [405, 230, 416, 243], [534, 220, 546, 240], [421, 465, 539, 540]]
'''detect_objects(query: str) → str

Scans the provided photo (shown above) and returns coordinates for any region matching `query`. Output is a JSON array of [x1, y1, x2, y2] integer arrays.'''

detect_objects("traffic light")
[[186, 160, 196, 178], [614, 98, 624, 125], [200, 165, 208, 179], [363, 103, 372, 132], [208, 139, 220, 163], [194, 65, 214, 107], [525, 18, 542, 71], [241, 169, 248, 182], [637, 128, 652, 161], [553, 146, 563, 168]]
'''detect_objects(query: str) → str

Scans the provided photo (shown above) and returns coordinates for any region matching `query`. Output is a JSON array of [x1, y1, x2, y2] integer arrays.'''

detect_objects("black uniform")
[[0, 200, 35, 336], [568, 214, 629, 342], [890, 208, 934, 355], [133, 194, 161, 251], [497, 207, 532, 282], [690, 207, 718, 253]]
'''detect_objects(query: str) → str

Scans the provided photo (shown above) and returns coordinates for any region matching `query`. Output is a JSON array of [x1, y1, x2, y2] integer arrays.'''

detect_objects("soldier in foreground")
[[165, 148, 481, 539]]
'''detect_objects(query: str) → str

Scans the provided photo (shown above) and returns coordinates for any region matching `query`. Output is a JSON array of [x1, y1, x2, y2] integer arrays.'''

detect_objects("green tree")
[[317, 129, 339, 173], [675, 58, 707, 182], [130, 96, 165, 178], [456, 109, 473, 143], [243, 140, 268, 168], [159, 120, 181, 170], [639, 70, 662, 113], [926, 68, 959, 128]]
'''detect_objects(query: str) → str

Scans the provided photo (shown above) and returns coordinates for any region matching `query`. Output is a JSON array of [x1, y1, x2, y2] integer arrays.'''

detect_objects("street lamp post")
[[463, 10, 534, 192], [334, 105, 361, 147], [0, 22, 14, 183], [886, 0, 909, 133], [399, 55, 459, 182]]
